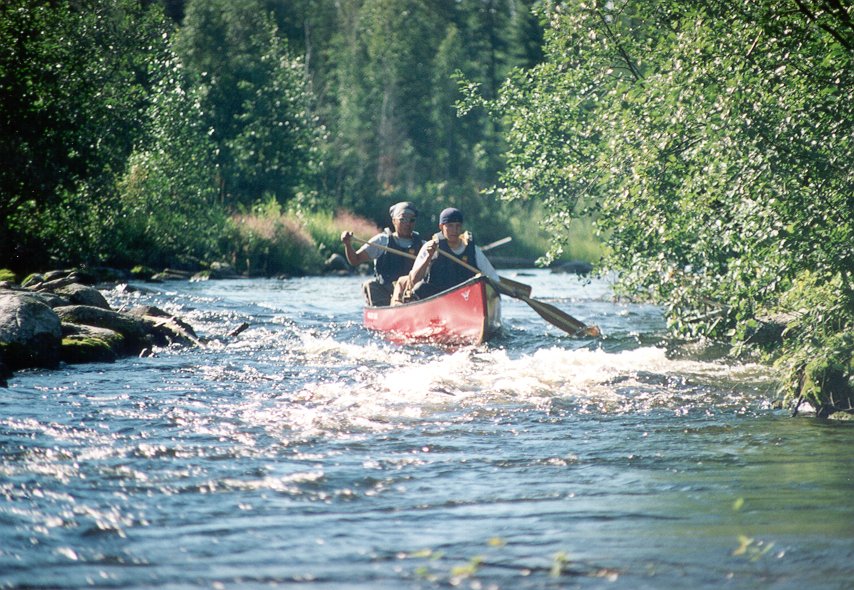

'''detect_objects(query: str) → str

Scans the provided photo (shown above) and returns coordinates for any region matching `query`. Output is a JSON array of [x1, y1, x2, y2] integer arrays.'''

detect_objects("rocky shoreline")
[[0, 268, 208, 386], [1, 257, 599, 386]]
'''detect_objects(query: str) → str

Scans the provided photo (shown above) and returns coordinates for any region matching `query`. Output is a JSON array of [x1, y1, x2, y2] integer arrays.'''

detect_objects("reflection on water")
[[1, 272, 851, 589]]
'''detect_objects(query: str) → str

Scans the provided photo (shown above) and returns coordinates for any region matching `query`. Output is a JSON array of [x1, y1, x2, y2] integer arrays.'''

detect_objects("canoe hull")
[[364, 276, 501, 345]]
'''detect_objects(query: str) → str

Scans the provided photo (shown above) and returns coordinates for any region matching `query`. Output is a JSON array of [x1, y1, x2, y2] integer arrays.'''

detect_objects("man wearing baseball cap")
[[407, 207, 500, 300]]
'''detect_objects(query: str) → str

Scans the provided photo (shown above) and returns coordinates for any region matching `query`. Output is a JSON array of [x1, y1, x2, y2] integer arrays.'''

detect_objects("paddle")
[[480, 236, 512, 251], [349, 235, 600, 337], [348, 235, 531, 297], [428, 246, 600, 338]]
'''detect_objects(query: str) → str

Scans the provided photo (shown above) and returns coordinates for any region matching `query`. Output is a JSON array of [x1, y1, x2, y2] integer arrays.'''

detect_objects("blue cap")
[[439, 207, 463, 225]]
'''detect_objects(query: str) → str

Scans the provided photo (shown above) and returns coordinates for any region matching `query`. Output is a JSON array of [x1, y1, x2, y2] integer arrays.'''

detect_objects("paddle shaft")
[[350, 235, 508, 261], [480, 236, 512, 251], [430, 247, 596, 336], [351, 234, 488, 272], [349, 235, 416, 260]]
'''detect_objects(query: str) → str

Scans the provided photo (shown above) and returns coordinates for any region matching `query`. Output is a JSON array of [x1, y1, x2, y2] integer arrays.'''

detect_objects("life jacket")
[[424, 235, 478, 293], [375, 229, 423, 285]]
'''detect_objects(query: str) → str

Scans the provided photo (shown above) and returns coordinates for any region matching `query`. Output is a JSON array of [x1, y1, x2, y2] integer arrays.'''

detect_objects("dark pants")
[[362, 280, 393, 307]]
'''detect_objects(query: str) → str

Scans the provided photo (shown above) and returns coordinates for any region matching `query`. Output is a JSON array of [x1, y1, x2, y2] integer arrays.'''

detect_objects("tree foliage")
[[115, 52, 225, 269], [0, 0, 172, 268], [1, 0, 549, 272], [321, 0, 546, 231], [174, 0, 323, 210], [465, 0, 853, 412]]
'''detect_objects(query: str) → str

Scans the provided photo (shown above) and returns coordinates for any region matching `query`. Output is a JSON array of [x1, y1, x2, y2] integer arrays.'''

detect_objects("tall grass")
[[229, 213, 320, 276], [507, 214, 606, 265], [227, 203, 381, 276], [301, 210, 381, 260]]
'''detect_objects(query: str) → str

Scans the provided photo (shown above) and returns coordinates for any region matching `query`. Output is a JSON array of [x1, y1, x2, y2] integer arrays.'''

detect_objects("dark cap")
[[389, 201, 418, 219], [439, 207, 463, 225]]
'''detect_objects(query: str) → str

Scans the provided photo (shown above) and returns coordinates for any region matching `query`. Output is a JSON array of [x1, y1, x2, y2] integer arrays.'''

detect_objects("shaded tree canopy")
[[174, 0, 323, 209], [0, 0, 174, 268], [1, 0, 546, 272]]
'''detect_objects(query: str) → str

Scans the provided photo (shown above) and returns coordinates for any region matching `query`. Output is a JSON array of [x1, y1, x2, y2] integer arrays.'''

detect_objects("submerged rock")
[[550, 260, 594, 275], [151, 268, 194, 281], [0, 358, 10, 387], [191, 261, 241, 281], [126, 305, 203, 347], [324, 253, 350, 273]]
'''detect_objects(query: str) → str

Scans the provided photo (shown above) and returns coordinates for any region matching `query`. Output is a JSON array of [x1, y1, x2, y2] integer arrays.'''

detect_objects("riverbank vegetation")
[[1, 0, 562, 274], [461, 0, 852, 416], [1, 0, 850, 415]]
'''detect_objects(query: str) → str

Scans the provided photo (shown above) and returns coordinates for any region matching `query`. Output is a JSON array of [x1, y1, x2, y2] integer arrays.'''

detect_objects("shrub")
[[300, 210, 381, 260], [782, 332, 854, 418], [229, 213, 323, 276]]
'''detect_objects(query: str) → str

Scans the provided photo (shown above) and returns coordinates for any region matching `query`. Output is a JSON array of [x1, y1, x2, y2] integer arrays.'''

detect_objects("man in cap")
[[407, 207, 500, 300], [341, 201, 424, 306]]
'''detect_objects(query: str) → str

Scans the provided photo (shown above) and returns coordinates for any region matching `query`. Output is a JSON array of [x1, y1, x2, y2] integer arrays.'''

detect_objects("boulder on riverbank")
[[53, 283, 111, 309], [0, 269, 203, 381], [61, 323, 122, 364], [54, 305, 153, 352], [0, 293, 63, 369]]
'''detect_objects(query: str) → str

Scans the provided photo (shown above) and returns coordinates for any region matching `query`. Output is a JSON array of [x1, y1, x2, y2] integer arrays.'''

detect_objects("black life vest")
[[375, 230, 423, 285], [424, 236, 478, 293]]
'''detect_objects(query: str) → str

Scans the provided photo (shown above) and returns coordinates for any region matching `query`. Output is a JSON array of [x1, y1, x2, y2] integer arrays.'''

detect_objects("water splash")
[[187, 338, 778, 441]]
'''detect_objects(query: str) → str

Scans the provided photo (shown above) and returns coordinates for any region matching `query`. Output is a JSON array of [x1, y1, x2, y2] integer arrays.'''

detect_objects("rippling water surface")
[[2, 271, 851, 589]]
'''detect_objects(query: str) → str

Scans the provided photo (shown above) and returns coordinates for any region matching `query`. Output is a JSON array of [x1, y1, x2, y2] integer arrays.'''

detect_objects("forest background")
[[0, 0, 851, 416]]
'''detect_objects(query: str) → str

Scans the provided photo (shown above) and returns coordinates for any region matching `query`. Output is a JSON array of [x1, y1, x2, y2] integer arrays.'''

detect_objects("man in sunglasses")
[[341, 201, 424, 306]]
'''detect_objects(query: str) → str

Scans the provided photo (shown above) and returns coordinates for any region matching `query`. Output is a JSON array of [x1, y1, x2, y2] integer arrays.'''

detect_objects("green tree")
[[0, 0, 172, 270], [324, 0, 446, 219], [432, 25, 467, 183], [175, 0, 322, 210], [322, 0, 545, 231], [115, 52, 226, 269], [464, 0, 853, 413]]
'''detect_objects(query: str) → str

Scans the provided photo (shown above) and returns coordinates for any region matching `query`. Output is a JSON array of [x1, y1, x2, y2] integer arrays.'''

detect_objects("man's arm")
[[341, 232, 371, 266], [409, 240, 438, 284], [341, 232, 389, 266], [474, 247, 500, 282]]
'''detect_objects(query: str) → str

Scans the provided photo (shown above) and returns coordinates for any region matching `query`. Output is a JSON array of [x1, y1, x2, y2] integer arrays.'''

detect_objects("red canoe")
[[364, 276, 501, 345]]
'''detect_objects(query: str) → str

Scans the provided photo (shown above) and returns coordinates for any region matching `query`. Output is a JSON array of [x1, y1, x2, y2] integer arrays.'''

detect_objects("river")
[[1, 270, 851, 589]]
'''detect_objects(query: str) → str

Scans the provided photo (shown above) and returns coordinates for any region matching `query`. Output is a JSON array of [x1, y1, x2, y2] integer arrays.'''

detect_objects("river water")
[[1, 270, 851, 589]]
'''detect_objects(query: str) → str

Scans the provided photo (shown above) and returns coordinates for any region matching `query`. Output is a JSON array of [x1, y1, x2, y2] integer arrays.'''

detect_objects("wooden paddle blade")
[[580, 324, 602, 337], [497, 276, 533, 298], [521, 295, 600, 337]]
